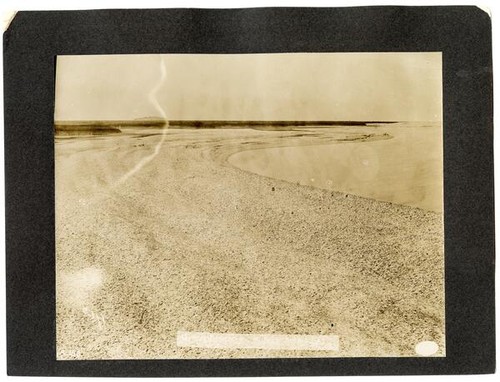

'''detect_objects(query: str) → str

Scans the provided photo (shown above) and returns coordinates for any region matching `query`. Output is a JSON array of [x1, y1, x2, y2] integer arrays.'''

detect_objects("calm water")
[[228, 122, 443, 212]]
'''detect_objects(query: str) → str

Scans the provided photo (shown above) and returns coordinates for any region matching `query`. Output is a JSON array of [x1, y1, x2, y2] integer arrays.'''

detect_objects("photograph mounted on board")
[[54, 53, 444, 360]]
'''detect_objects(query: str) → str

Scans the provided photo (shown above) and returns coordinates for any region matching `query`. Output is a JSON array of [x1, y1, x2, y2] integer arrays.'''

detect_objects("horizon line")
[[54, 119, 417, 124]]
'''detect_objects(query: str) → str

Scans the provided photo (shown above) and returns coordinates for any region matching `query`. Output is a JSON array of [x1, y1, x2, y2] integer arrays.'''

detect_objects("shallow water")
[[228, 122, 443, 212]]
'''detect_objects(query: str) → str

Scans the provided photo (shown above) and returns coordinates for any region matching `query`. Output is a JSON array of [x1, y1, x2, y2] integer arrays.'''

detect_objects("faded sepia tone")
[[55, 53, 444, 359]]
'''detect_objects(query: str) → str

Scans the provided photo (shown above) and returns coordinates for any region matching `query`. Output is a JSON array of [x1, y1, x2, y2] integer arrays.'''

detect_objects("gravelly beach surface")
[[55, 127, 444, 359]]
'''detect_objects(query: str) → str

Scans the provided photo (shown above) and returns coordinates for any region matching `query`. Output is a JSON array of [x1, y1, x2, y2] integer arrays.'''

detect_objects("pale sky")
[[54, 53, 442, 122]]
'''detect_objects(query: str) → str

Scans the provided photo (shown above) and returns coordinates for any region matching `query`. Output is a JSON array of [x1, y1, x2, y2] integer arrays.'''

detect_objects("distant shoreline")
[[54, 119, 399, 135]]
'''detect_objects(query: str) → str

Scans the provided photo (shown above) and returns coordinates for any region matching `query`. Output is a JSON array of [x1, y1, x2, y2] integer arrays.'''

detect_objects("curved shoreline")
[[222, 131, 393, 164], [224, 131, 441, 214]]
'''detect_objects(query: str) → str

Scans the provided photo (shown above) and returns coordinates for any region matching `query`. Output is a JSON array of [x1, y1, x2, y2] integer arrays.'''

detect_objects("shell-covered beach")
[[55, 125, 444, 359]]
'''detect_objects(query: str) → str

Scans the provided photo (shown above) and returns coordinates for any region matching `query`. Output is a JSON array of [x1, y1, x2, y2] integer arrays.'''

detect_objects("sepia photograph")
[[54, 53, 444, 360]]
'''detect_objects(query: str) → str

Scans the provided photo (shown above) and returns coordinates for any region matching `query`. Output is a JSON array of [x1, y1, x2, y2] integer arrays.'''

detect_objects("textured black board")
[[3, 6, 494, 376]]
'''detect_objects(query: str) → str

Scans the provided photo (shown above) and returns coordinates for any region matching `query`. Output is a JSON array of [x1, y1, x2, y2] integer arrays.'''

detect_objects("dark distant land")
[[54, 119, 398, 135]]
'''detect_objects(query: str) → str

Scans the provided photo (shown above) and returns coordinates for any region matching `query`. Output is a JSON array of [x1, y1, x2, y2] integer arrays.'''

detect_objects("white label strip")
[[176, 331, 339, 351]]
